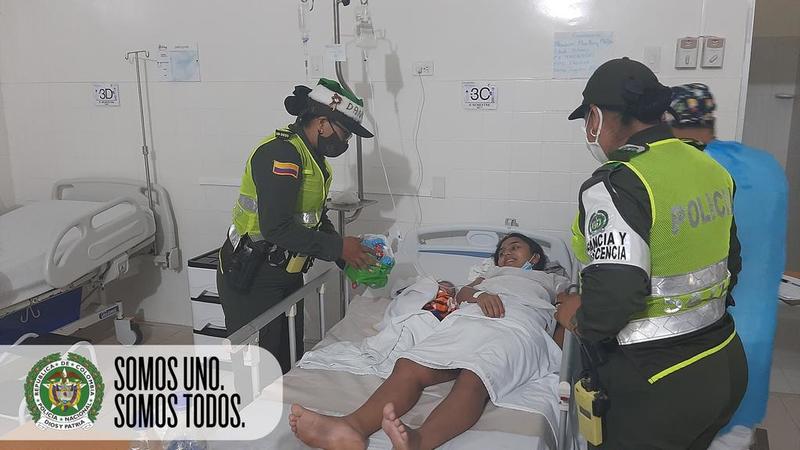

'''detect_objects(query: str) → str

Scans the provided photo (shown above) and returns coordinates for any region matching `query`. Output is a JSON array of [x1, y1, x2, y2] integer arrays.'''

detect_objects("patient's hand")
[[477, 293, 505, 318]]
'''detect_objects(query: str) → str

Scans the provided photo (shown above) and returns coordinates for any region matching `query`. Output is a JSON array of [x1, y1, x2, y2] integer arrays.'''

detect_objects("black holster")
[[223, 236, 268, 293]]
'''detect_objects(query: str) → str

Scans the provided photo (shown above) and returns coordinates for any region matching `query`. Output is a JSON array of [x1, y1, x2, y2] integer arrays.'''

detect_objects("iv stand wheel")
[[115, 318, 143, 345]]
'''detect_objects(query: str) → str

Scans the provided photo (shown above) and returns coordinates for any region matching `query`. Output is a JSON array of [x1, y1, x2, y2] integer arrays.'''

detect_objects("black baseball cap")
[[568, 57, 667, 120]]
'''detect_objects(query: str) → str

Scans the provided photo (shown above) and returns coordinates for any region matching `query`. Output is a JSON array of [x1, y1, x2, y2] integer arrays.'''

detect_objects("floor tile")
[[761, 393, 800, 450], [781, 394, 800, 430], [770, 368, 794, 394], [784, 368, 800, 395]]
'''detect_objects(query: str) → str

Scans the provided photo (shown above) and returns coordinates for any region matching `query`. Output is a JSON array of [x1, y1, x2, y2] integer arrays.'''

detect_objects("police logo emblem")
[[588, 210, 609, 235], [329, 93, 343, 111], [25, 352, 104, 430]]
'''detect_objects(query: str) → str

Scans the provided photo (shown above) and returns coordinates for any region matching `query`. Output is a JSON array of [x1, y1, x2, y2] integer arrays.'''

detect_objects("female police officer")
[[554, 58, 747, 449], [217, 79, 375, 374]]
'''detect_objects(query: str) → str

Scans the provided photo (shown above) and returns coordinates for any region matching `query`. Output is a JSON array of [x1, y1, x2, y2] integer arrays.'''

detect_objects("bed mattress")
[[210, 296, 558, 450], [0, 200, 152, 309]]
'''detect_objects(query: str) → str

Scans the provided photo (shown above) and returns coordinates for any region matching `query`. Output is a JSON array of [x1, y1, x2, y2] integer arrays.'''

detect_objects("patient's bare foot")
[[290, 404, 366, 450], [382, 403, 421, 450]]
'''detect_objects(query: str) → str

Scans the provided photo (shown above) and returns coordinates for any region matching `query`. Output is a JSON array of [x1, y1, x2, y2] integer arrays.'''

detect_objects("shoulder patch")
[[618, 144, 648, 154], [275, 128, 294, 140], [272, 160, 300, 178]]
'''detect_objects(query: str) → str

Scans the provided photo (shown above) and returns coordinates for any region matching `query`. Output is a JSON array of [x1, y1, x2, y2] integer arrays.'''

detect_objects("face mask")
[[317, 132, 349, 157], [582, 107, 608, 163], [521, 255, 538, 271]]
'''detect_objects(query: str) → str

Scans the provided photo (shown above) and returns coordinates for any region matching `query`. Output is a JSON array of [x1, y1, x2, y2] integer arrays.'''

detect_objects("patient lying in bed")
[[291, 233, 565, 450]]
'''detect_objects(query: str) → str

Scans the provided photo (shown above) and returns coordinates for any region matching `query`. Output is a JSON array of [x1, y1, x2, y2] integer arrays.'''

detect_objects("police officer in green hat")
[[217, 79, 376, 374], [554, 58, 747, 448]]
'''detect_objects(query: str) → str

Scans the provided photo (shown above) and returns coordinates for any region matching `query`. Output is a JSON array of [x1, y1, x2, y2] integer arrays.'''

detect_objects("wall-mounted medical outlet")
[[414, 61, 434, 76], [701, 37, 725, 68], [675, 37, 699, 69]]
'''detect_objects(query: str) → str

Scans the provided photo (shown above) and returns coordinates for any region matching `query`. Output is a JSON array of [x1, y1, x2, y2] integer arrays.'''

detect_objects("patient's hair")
[[493, 233, 548, 270]]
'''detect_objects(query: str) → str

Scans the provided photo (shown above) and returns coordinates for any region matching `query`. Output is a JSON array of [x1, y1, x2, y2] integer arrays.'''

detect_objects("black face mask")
[[317, 132, 349, 157]]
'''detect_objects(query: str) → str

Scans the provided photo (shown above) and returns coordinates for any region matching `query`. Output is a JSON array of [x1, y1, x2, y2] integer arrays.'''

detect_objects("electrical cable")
[[413, 72, 426, 227]]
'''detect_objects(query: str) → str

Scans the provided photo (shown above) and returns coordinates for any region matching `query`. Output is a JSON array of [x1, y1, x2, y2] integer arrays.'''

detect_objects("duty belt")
[[617, 259, 730, 345]]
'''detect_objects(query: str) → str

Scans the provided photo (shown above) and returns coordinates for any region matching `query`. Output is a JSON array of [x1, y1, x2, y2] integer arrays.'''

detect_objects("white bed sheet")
[[210, 296, 557, 450], [0, 200, 150, 308]]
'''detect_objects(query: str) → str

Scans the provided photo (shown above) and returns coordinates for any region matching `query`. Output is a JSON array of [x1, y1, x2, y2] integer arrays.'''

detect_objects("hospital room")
[[0, 0, 799, 449]]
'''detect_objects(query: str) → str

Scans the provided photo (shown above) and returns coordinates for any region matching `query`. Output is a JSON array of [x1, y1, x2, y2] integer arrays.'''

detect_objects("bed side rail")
[[227, 269, 337, 365], [43, 196, 156, 288], [53, 178, 181, 271]]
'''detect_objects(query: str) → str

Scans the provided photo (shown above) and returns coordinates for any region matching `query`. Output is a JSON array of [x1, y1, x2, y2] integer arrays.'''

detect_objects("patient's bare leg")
[[290, 358, 457, 449], [346, 358, 458, 435], [383, 368, 489, 450]]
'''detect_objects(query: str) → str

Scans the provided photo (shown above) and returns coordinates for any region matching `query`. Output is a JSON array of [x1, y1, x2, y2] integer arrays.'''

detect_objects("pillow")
[[467, 258, 495, 282]]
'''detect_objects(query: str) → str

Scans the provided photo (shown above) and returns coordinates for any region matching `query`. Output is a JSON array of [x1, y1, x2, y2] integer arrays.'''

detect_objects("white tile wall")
[[0, 86, 13, 212], [0, 0, 755, 325]]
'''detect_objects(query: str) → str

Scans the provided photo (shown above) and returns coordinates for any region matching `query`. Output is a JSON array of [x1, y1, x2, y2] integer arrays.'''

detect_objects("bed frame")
[[0, 178, 181, 345], [224, 224, 583, 449]]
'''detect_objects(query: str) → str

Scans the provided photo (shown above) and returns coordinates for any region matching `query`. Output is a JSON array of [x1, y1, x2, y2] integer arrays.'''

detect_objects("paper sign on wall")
[[324, 44, 347, 63], [553, 31, 614, 79], [93, 83, 120, 106], [462, 82, 497, 110], [156, 43, 200, 82]]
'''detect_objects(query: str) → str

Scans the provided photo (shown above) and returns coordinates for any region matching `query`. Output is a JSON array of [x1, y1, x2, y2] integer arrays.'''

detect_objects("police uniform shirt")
[[574, 124, 742, 377], [249, 124, 342, 261]]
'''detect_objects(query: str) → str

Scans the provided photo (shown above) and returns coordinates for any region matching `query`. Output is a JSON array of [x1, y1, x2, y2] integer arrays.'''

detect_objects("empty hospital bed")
[[0, 178, 180, 346], [215, 224, 583, 450]]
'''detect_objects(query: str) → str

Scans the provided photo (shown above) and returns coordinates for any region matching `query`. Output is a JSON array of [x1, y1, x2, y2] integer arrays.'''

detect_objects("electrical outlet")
[[414, 61, 434, 76]]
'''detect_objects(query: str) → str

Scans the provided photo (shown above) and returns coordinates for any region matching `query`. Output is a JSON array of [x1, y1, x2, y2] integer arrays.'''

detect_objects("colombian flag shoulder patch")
[[273, 161, 300, 178]]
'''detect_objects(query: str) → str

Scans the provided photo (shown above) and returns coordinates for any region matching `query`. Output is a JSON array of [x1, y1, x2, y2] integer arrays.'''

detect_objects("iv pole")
[[125, 50, 158, 256], [328, 0, 377, 318]]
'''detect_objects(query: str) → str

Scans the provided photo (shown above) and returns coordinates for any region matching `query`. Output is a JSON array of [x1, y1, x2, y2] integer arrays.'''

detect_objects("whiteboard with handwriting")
[[553, 31, 615, 79]]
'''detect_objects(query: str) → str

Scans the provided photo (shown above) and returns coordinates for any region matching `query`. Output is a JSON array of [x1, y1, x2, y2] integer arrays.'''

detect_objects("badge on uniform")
[[273, 161, 300, 178]]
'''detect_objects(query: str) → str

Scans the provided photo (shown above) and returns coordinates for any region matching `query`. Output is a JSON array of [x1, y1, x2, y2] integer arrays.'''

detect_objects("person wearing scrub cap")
[[217, 78, 375, 374], [554, 58, 747, 448], [670, 83, 787, 450]]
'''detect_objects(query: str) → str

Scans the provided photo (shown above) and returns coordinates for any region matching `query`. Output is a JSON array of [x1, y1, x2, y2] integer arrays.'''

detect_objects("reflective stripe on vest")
[[617, 296, 726, 345], [237, 194, 258, 214], [650, 259, 728, 297], [618, 258, 729, 345], [235, 194, 320, 230]]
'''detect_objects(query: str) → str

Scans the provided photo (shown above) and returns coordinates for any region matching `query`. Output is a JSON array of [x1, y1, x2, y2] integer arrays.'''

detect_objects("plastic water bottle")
[[164, 394, 208, 450], [165, 440, 207, 450], [129, 412, 156, 449], [128, 433, 151, 450]]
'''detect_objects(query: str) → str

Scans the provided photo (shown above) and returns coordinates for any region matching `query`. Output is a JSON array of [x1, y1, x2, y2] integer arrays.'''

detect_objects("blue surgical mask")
[[521, 255, 538, 271]]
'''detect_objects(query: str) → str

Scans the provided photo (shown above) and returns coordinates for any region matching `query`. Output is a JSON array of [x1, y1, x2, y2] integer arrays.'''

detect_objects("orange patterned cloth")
[[423, 282, 458, 320]]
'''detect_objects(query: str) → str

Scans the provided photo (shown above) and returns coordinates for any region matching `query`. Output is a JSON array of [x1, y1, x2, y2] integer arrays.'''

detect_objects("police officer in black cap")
[[555, 58, 747, 449]]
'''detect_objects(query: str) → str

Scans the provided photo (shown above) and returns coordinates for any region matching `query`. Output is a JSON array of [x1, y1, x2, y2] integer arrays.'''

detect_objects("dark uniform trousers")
[[592, 335, 748, 449], [217, 238, 304, 375]]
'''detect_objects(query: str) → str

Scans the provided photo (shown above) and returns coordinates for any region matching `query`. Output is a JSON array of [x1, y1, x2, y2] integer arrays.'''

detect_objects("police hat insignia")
[[329, 93, 343, 111]]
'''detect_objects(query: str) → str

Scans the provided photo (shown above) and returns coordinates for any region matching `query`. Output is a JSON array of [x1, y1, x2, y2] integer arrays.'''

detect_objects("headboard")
[[381, 225, 577, 294], [52, 178, 181, 270]]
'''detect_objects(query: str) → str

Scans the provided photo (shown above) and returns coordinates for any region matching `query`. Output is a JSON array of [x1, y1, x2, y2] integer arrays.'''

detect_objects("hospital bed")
[[0, 178, 180, 346], [215, 224, 583, 450]]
